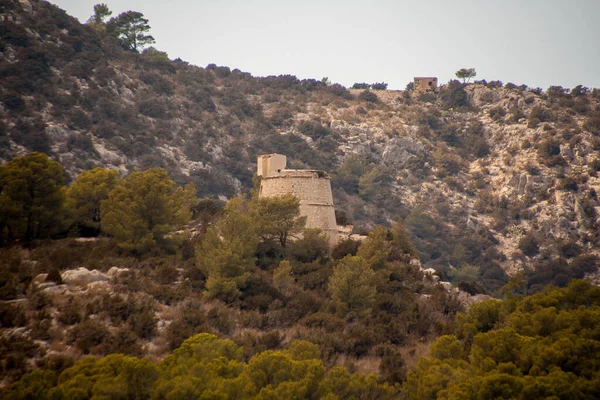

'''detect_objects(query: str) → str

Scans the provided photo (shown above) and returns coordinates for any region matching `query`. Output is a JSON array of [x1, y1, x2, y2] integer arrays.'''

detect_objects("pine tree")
[[100, 168, 195, 253], [328, 255, 376, 316], [66, 168, 118, 236], [0, 152, 67, 243], [107, 11, 155, 52]]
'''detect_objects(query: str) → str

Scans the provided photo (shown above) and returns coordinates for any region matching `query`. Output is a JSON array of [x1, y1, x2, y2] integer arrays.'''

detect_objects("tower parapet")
[[257, 154, 339, 245]]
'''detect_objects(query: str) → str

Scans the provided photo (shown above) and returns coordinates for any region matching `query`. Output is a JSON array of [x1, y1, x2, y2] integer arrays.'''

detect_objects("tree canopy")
[[6, 333, 397, 399], [87, 3, 112, 25], [455, 68, 477, 83], [403, 280, 600, 399], [328, 255, 376, 316], [100, 168, 195, 253], [0, 152, 67, 243], [107, 11, 155, 52], [196, 197, 259, 302], [66, 167, 118, 236]]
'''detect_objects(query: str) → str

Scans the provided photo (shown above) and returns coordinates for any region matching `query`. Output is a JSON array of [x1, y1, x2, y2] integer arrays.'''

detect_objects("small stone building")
[[257, 154, 339, 245], [414, 77, 438, 92]]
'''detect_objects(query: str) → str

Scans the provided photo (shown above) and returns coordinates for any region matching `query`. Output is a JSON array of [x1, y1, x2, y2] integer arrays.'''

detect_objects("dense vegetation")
[[4, 334, 397, 399], [0, 153, 459, 391], [4, 279, 599, 399], [404, 280, 600, 399]]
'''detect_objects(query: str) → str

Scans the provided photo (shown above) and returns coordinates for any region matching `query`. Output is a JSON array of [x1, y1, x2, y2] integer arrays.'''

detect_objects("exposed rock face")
[[61, 268, 109, 284], [382, 137, 425, 167]]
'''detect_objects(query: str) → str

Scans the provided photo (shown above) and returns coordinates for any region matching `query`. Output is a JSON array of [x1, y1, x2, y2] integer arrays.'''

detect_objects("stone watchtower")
[[257, 154, 339, 245], [414, 77, 438, 92]]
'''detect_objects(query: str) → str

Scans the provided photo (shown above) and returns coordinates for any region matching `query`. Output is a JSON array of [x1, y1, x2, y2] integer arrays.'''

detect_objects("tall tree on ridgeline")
[[107, 11, 155, 52], [455, 68, 476, 84]]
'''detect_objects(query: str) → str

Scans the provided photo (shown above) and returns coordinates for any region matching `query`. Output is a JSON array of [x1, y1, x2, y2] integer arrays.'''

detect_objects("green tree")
[[328, 255, 376, 316], [86, 3, 112, 27], [0, 152, 67, 244], [332, 154, 369, 194], [273, 260, 295, 295], [67, 168, 119, 236], [447, 264, 480, 284], [196, 197, 259, 302], [358, 166, 391, 202], [455, 68, 476, 83], [357, 226, 392, 270], [107, 11, 155, 52], [100, 168, 195, 253], [250, 194, 306, 248], [391, 219, 418, 258], [287, 228, 330, 263]]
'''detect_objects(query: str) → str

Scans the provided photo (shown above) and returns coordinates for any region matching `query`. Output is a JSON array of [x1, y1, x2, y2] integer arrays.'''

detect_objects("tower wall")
[[259, 170, 339, 245]]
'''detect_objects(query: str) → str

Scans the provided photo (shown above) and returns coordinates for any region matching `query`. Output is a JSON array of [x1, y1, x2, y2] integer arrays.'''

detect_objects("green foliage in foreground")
[[101, 168, 196, 253], [0, 152, 67, 244], [5, 333, 396, 400], [403, 280, 600, 399]]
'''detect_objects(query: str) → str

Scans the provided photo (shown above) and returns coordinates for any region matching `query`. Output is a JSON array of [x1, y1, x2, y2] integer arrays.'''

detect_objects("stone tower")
[[414, 77, 438, 92], [257, 154, 339, 245]]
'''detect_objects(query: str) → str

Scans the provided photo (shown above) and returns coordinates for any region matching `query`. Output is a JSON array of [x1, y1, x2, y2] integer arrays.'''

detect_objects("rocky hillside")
[[2, 0, 600, 292]]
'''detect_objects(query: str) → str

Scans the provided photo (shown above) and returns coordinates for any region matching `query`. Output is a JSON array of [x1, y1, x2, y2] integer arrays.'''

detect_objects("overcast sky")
[[50, 0, 600, 90]]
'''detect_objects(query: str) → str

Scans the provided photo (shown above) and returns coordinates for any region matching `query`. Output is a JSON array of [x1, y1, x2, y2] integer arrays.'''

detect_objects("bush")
[[518, 233, 539, 257], [371, 82, 388, 90], [527, 106, 553, 128], [358, 90, 378, 103], [582, 112, 600, 135], [489, 105, 506, 121], [67, 318, 110, 354], [297, 120, 331, 140], [537, 138, 564, 166], [441, 80, 468, 109], [352, 83, 370, 89], [558, 240, 581, 259], [138, 97, 168, 118], [0, 303, 27, 328]]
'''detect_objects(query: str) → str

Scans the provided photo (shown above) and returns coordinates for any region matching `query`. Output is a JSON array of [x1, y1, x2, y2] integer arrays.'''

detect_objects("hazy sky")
[[50, 0, 600, 90]]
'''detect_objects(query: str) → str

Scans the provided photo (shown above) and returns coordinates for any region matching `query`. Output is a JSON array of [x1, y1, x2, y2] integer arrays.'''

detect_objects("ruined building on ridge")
[[257, 154, 339, 245], [414, 76, 438, 92]]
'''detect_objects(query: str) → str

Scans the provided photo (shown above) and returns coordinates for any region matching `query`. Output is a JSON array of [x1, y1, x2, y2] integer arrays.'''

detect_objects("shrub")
[[371, 82, 388, 90], [518, 233, 539, 257], [582, 112, 600, 135], [297, 120, 331, 140], [138, 97, 168, 118], [67, 318, 110, 354], [537, 138, 564, 166], [0, 303, 27, 328], [441, 80, 468, 109], [527, 106, 553, 128], [489, 105, 506, 121], [358, 90, 378, 103], [570, 254, 599, 277], [558, 240, 581, 259], [332, 238, 360, 260], [352, 83, 370, 89]]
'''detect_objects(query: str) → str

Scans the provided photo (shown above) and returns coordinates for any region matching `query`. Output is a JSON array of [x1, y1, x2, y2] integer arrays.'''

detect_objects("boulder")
[[61, 267, 108, 284]]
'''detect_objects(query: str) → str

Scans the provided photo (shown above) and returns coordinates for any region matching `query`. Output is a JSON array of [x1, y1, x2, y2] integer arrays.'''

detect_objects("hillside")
[[3, 0, 600, 289], [2, 0, 600, 396]]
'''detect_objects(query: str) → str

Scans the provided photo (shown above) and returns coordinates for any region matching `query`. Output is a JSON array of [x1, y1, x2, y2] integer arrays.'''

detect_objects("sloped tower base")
[[257, 154, 339, 245]]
